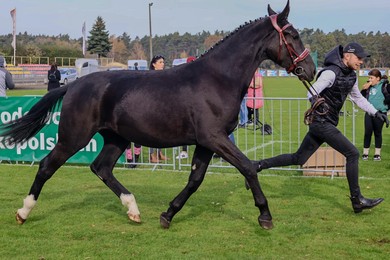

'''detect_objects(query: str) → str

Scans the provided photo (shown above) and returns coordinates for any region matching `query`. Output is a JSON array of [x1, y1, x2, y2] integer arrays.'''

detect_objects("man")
[[0, 56, 15, 97], [257, 43, 388, 213]]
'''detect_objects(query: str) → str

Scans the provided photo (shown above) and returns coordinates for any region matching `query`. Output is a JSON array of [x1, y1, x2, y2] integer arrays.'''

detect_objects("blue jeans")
[[229, 133, 235, 145], [260, 121, 361, 197], [239, 96, 248, 125]]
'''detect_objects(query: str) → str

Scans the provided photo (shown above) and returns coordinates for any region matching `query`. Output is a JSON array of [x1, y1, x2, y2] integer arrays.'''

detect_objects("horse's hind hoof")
[[16, 212, 26, 225], [160, 212, 171, 229], [128, 213, 141, 224], [258, 217, 273, 230]]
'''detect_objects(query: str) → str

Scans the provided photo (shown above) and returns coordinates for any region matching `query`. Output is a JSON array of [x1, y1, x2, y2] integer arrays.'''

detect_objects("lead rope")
[[301, 80, 329, 125]]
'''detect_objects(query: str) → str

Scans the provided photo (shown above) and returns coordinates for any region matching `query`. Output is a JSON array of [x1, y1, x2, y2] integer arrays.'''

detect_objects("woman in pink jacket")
[[246, 70, 264, 125]]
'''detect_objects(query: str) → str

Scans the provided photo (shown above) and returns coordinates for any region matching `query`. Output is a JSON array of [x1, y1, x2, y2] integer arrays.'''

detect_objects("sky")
[[1, 0, 389, 40]]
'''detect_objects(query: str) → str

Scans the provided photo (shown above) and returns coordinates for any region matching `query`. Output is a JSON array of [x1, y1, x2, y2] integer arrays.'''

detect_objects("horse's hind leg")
[[90, 131, 140, 223], [209, 135, 273, 229], [160, 145, 213, 229], [16, 142, 82, 224]]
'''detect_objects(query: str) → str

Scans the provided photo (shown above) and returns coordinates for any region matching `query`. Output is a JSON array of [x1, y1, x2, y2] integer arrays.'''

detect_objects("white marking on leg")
[[192, 164, 197, 170], [17, 194, 37, 220], [120, 193, 140, 217]]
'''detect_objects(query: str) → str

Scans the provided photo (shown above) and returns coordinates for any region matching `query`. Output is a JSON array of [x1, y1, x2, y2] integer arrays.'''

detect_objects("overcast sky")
[[1, 0, 388, 40]]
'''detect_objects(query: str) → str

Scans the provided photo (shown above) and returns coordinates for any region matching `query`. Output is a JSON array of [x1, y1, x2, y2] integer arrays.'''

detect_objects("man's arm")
[[349, 81, 377, 116]]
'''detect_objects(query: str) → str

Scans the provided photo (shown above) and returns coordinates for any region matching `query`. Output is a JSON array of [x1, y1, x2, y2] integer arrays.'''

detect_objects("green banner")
[[0, 96, 125, 164]]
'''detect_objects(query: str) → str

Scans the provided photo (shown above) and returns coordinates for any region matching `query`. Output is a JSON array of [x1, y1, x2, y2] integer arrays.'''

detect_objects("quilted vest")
[[314, 65, 356, 126]]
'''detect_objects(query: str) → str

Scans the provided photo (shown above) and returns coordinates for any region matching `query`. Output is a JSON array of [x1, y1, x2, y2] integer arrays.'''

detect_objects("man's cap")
[[343, 43, 370, 58]]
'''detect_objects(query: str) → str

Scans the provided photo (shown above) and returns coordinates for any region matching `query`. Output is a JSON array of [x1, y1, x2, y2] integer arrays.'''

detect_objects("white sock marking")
[[120, 194, 140, 216], [17, 194, 37, 220]]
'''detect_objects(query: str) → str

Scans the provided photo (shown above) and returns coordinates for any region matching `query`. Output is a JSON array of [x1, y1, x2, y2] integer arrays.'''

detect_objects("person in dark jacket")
[[256, 43, 388, 213], [360, 70, 390, 161], [47, 63, 61, 91], [0, 56, 15, 97]]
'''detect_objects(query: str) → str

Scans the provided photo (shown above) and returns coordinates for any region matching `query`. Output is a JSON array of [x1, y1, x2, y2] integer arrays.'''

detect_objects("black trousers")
[[260, 121, 361, 197], [364, 112, 385, 149]]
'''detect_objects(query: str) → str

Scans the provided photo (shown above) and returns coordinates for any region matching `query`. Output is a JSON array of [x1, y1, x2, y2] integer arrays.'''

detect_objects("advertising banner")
[[0, 96, 125, 164]]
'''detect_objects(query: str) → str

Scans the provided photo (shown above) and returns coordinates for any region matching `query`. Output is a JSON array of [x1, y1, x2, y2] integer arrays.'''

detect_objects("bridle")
[[270, 14, 328, 125], [270, 14, 310, 74]]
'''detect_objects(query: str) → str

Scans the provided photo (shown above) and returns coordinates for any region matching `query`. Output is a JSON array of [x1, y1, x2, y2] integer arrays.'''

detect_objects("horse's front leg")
[[160, 145, 212, 229], [213, 135, 273, 229]]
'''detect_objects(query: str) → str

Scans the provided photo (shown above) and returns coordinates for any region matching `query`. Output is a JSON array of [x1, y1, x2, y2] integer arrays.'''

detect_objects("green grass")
[[7, 88, 47, 96], [0, 165, 389, 259], [2, 77, 390, 259]]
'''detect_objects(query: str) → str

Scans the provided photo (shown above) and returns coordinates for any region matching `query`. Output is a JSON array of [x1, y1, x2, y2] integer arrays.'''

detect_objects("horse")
[[0, 0, 315, 230]]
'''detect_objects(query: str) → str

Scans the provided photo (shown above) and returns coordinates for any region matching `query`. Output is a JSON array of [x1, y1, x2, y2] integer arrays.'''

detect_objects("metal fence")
[[123, 97, 356, 173]]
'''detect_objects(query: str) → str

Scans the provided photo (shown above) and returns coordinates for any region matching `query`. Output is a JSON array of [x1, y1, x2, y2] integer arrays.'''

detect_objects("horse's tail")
[[0, 86, 69, 144]]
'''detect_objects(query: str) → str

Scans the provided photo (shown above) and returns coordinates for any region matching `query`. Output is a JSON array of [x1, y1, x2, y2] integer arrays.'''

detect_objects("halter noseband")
[[270, 14, 310, 74]]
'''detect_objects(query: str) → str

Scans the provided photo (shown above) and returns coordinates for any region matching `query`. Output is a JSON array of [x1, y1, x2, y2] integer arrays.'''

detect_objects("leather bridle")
[[270, 14, 328, 125], [270, 14, 310, 75]]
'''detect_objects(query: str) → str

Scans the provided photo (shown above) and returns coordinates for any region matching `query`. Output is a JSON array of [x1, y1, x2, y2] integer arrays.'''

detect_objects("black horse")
[[1, 1, 315, 229]]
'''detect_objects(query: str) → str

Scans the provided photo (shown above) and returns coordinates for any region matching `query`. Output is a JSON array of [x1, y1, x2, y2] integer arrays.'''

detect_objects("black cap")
[[343, 42, 370, 58]]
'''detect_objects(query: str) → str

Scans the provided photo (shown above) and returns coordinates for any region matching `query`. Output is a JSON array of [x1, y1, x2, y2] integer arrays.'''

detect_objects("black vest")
[[314, 65, 356, 126]]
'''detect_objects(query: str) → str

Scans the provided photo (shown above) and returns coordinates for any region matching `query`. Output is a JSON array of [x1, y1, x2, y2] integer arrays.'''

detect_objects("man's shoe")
[[373, 154, 381, 161], [350, 195, 384, 213], [362, 154, 368, 161]]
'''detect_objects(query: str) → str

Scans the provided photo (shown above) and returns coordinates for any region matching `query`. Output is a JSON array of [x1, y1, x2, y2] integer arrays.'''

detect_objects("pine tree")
[[87, 16, 112, 58]]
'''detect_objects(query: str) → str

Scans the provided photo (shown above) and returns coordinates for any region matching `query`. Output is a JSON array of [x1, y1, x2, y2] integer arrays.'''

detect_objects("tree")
[[87, 16, 112, 58], [128, 41, 147, 60], [108, 35, 129, 64]]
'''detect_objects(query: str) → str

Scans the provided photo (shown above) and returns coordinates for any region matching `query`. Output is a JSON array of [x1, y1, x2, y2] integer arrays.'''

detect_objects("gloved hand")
[[375, 111, 389, 128]]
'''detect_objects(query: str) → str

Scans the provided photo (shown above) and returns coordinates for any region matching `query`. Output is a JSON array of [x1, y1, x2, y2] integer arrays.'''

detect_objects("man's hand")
[[375, 111, 389, 128]]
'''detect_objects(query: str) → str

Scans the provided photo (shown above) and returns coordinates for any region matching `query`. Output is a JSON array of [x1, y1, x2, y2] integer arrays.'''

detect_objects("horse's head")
[[266, 0, 316, 82]]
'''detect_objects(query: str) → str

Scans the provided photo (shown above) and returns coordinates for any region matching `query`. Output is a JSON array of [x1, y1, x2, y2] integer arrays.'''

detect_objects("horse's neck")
[[202, 20, 271, 90]]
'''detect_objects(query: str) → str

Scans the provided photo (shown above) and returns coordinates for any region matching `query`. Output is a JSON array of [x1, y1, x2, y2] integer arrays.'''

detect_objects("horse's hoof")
[[16, 212, 26, 225], [258, 217, 273, 230], [160, 212, 170, 229], [128, 213, 141, 224]]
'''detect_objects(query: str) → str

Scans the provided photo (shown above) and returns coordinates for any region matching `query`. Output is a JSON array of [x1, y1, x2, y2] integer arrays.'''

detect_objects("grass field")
[[0, 165, 389, 259], [2, 77, 390, 259]]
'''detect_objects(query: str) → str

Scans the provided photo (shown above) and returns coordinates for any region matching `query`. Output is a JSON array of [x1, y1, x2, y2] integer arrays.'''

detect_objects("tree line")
[[0, 16, 389, 68]]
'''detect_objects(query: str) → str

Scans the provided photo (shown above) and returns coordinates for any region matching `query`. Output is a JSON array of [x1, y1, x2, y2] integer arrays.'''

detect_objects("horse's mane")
[[199, 17, 266, 58]]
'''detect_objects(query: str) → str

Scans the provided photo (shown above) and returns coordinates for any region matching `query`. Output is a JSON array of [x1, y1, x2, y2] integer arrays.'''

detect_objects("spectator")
[[149, 55, 169, 163], [360, 70, 390, 161], [176, 56, 196, 160], [126, 62, 142, 167], [47, 63, 61, 91], [0, 56, 15, 97], [246, 70, 264, 126], [238, 95, 249, 128], [125, 143, 142, 168]]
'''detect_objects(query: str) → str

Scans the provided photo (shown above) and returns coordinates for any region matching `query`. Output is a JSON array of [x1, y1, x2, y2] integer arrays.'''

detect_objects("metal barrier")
[[123, 97, 356, 173], [1, 96, 355, 173]]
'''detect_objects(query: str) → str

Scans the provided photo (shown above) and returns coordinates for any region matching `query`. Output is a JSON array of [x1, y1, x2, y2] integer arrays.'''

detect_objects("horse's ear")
[[267, 4, 277, 15], [279, 0, 290, 20]]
